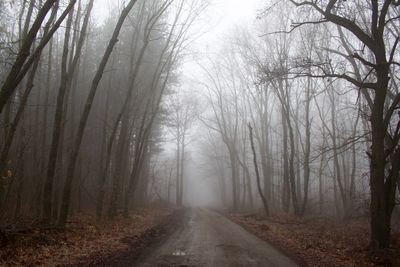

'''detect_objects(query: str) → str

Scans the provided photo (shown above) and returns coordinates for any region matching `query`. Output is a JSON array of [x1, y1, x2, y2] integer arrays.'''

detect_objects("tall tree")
[[0, 0, 76, 114], [288, 0, 400, 249], [43, 0, 94, 223], [167, 92, 198, 206], [58, 0, 138, 227]]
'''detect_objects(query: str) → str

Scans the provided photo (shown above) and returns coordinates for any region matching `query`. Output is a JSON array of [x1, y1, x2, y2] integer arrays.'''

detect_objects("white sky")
[[93, 0, 260, 21], [197, 0, 261, 51], [92, 0, 263, 90], [92, 0, 261, 47]]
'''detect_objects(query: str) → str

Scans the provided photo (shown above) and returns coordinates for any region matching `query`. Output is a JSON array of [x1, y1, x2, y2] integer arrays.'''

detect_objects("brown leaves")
[[0, 208, 172, 266], [230, 214, 400, 267]]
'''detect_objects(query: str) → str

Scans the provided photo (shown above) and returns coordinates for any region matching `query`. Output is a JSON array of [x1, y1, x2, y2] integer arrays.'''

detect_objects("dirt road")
[[137, 208, 299, 267]]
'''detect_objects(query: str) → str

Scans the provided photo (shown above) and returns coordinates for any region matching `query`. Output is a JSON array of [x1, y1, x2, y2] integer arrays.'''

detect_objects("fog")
[[0, 0, 399, 254]]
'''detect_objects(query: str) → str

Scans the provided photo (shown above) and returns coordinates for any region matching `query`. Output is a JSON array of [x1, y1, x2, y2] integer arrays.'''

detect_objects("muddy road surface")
[[136, 208, 299, 267]]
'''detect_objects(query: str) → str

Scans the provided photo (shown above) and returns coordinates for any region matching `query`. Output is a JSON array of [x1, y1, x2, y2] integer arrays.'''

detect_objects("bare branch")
[[260, 19, 328, 36], [351, 53, 376, 68]]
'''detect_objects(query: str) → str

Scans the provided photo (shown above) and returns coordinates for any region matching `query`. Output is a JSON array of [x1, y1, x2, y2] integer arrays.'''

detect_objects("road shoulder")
[[227, 213, 308, 267], [229, 213, 400, 267]]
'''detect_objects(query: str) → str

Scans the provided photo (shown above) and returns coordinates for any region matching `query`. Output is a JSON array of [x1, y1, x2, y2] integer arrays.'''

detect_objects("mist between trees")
[[0, 0, 207, 226], [0, 0, 399, 254]]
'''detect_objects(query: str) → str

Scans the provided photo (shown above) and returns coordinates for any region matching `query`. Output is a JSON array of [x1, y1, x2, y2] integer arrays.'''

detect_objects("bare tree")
[[201, 57, 242, 211], [167, 92, 198, 206], [43, 0, 94, 223], [287, 0, 400, 248], [58, 0, 138, 227], [249, 124, 269, 216], [0, 0, 77, 114]]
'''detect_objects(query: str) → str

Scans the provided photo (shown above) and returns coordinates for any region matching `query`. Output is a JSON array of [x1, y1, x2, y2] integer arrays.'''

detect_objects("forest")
[[0, 0, 399, 266]]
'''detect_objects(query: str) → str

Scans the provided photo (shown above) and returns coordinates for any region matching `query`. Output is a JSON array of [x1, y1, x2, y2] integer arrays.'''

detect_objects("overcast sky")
[[93, 0, 261, 47]]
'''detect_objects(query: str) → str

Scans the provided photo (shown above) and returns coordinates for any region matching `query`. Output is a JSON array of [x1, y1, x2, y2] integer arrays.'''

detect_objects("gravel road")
[[137, 208, 299, 267]]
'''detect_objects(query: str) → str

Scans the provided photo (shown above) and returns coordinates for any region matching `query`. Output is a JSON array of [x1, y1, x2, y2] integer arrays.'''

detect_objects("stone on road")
[[137, 208, 299, 267]]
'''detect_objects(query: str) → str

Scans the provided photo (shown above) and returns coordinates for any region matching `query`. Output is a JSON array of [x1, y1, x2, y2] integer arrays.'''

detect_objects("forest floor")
[[230, 213, 400, 267], [0, 208, 183, 266]]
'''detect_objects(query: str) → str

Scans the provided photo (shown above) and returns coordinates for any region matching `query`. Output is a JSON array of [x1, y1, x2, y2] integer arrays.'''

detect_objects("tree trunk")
[[58, 0, 138, 227], [329, 90, 349, 219], [179, 133, 186, 206], [370, 63, 391, 249], [249, 124, 269, 216], [95, 61, 113, 221], [0, 2, 59, 181], [228, 147, 239, 212], [318, 128, 327, 214], [301, 76, 312, 215], [176, 134, 181, 206], [281, 106, 290, 212], [42, 9, 75, 223]]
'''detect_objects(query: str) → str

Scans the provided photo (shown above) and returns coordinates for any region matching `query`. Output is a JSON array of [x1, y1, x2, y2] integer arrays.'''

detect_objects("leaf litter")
[[230, 213, 400, 267], [0, 208, 172, 266]]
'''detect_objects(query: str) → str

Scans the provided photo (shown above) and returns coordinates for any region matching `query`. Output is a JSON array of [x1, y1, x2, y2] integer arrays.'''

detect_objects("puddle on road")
[[157, 247, 202, 267], [172, 248, 186, 256], [158, 248, 191, 266]]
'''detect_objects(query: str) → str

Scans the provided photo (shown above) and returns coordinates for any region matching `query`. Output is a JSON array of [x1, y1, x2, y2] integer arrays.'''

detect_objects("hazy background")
[[92, 0, 262, 208]]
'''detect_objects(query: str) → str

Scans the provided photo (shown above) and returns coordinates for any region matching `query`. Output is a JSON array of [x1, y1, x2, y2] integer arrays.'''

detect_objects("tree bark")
[[301, 75, 312, 215], [249, 124, 269, 216], [42, 8, 75, 223], [58, 0, 138, 227]]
